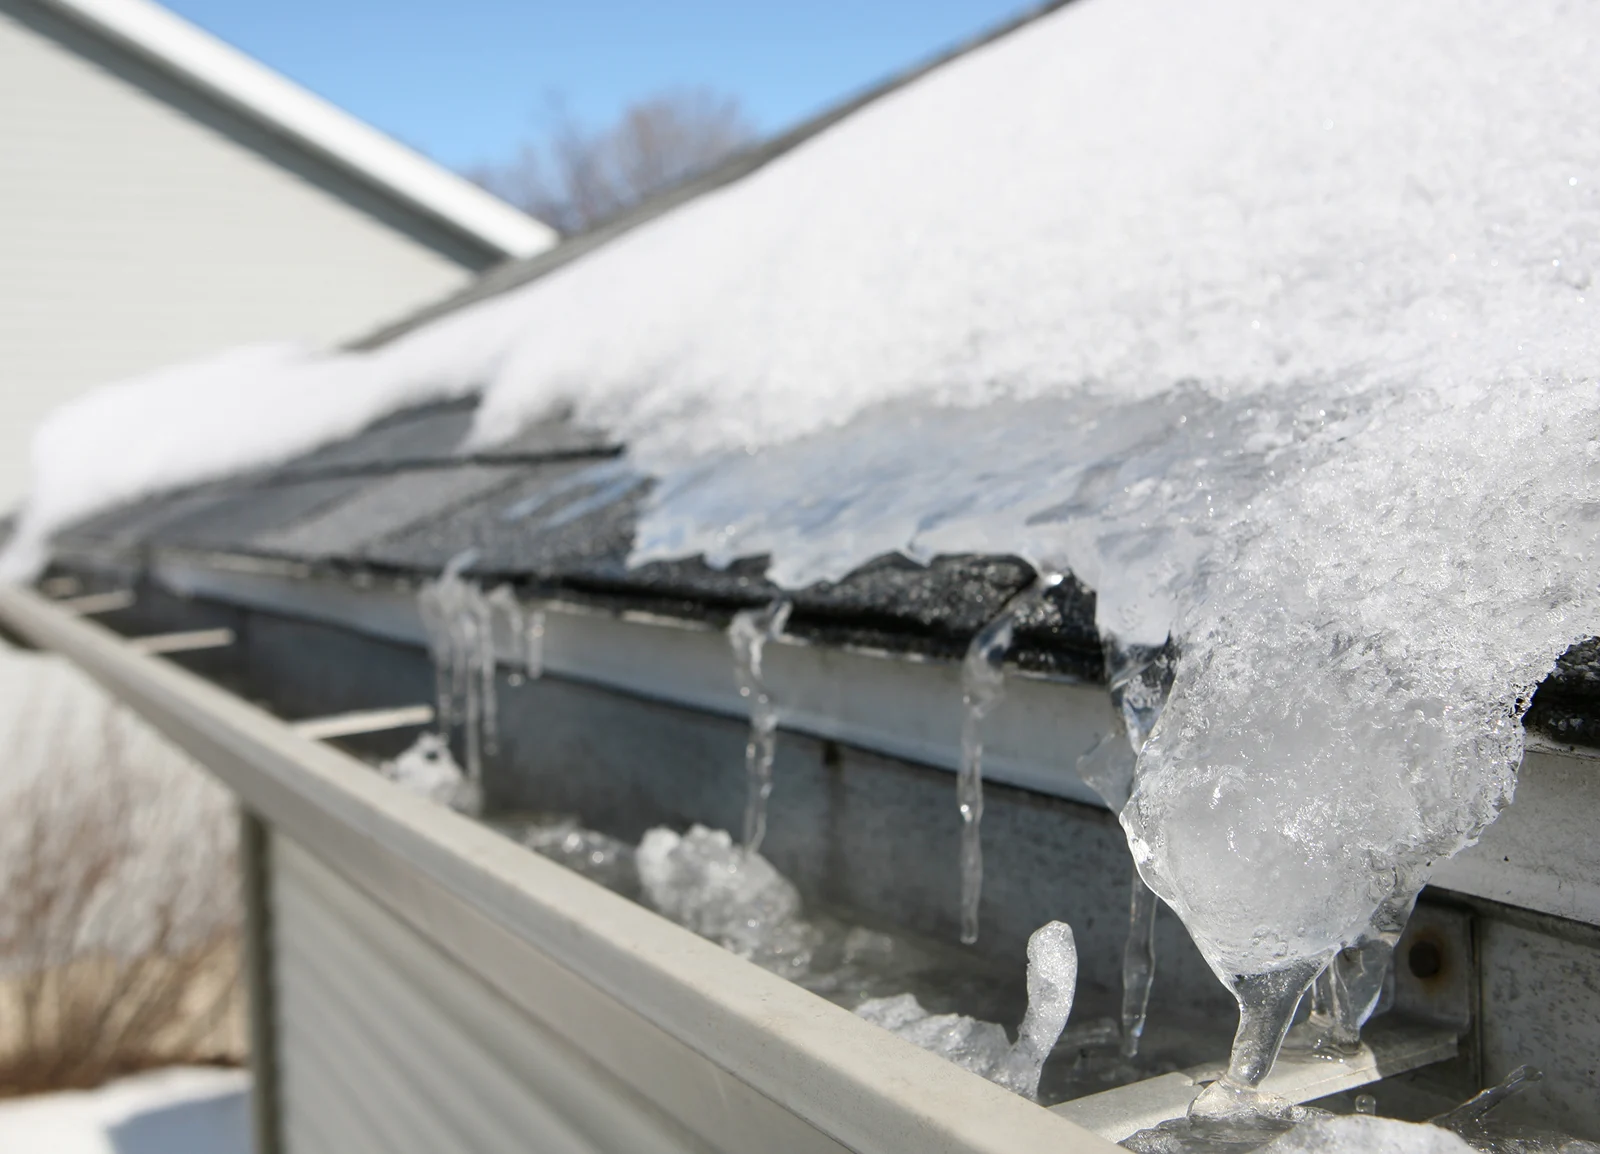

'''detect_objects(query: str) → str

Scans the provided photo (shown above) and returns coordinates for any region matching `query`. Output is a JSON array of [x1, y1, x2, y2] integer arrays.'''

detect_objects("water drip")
[[729, 597, 793, 854], [958, 573, 1062, 944]]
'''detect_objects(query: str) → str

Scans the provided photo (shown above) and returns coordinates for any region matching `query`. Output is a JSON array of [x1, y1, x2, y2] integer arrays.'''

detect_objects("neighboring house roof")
[[34, 0, 556, 262]]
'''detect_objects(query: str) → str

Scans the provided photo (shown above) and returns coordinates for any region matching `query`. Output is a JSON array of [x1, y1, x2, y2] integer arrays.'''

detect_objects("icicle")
[[1189, 959, 1326, 1121], [1121, 868, 1159, 1059], [524, 607, 546, 678], [1432, 1066, 1542, 1134], [415, 550, 492, 815], [471, 588, 497, 759], [417, 549, 478, 733], [1075, 637, 1176, 1055], [994, 920, 1078, 1099], [957, 573, 1062, 945], [1305, 887, 1415, 1054], [729, 597, 794, 854]]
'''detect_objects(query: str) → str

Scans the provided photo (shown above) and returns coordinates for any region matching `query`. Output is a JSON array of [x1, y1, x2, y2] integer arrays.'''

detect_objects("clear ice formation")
[[992, 920, 1078, 1098], [1105, 641, 1177, 1059], [855, 993, 1015, 1080], [728, 598, 793, 854], [519, 817, 638, 897], [1120, 873, 1160, 1059], [856, 919, 1077, 1099], [1428, 1066, 1600, 1153], [380, 732, 475, 812], [1303, 898, 1409, 1057], [634, 822, 1077, 1099], [636, 824, 821, 976], [958, 575, 1061, 945], [417, 557, 546, 815]]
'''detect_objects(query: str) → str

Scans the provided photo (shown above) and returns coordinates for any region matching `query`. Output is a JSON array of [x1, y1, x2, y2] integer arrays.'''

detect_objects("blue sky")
[[162, 1, 1034, 173]]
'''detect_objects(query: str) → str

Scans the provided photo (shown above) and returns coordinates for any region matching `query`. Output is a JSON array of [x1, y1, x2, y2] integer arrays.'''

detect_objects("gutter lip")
[[0, 581, 1118, 1154]]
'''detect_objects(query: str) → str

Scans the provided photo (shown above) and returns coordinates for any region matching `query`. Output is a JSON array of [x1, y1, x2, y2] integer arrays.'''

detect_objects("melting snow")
[[13, 0, 1600, 1107]]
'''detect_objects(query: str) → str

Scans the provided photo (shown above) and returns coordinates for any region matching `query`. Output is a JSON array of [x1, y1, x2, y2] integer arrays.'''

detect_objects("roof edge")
[[349, 0, 1078, 349], [34, 0, 557, 260]]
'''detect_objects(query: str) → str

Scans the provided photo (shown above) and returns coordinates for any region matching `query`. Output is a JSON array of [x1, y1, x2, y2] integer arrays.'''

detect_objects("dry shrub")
[[0, 674, 244, 1096]]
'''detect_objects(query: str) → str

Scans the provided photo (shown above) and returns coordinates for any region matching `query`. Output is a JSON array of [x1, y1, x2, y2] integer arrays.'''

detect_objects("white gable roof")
[[38, 0, 556, 260]]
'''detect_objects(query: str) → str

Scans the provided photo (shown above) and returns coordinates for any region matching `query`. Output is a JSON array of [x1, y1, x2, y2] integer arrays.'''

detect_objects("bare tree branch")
[[470, 88, 758, 235]]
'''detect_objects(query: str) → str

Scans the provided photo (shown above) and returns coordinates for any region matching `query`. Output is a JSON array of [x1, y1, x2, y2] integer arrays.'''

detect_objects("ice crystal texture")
[[993, 920, 1077, 1098], [636, 825, 820, 973], [519, 817, 638, 898], [857, 921, 1077, 1097], [1258, 1117, 1474, 1154], [855, 993, 1014, 1079]]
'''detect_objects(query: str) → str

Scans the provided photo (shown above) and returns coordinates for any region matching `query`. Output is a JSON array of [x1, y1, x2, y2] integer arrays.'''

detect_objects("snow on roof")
[[15, 0, 1600, 1003], [36, 0, 556, 260]]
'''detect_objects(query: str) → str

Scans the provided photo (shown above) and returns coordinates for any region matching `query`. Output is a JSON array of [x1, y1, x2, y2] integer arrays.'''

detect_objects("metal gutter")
[[149, 553, 1600, 935], [0, 584, 1118, 1154], [155, 554, 1115, 808]]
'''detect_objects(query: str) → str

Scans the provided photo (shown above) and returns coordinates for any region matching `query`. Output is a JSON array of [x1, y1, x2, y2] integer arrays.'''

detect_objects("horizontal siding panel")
[[272, 834, 712, 1154], [0, 1, 475, 506]]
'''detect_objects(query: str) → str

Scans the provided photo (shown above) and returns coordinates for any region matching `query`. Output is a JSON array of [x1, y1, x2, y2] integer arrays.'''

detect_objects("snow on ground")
[[0, 1067, 248, 1154]]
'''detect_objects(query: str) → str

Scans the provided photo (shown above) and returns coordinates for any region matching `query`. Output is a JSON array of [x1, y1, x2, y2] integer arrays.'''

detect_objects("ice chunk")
[[636, 824, 819, 973], [520, 817, 637, 897], [993, 920, 1077, 1098], [854, 920, 1078, 1098], [854, 993, 1013, 1079], [1257, 1116, 1475, 1154], [379, 732, 477, 812]]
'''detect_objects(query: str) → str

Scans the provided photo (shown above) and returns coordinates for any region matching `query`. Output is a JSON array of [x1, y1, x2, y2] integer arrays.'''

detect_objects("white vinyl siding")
[[0, 3, 478, 507], [271, 835, 716, 1154]]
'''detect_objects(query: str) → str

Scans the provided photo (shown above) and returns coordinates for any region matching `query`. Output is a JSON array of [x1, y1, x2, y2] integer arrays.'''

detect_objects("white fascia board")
[[39, 0, 558, 260]]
